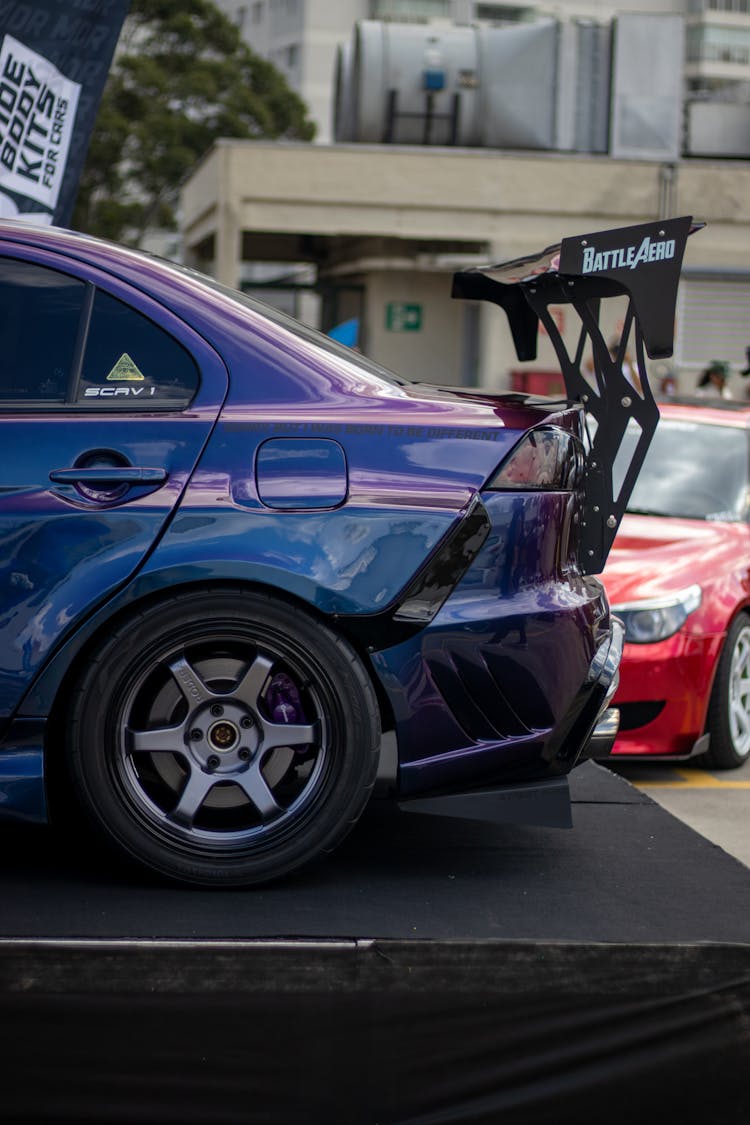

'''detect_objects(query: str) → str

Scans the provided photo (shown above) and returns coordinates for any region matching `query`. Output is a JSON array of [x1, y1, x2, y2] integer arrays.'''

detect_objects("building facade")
[[181, 141, 750, 393], [200, 2, 750, 391]]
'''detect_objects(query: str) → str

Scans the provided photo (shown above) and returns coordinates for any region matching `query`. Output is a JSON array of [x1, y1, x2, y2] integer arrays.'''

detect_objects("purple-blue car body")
[[0, 216, 683, 887]]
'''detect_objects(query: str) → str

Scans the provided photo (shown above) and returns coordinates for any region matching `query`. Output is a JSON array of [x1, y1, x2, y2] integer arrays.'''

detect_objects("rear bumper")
[[374, 560, 623, 805], [581, 707, 620, 762], [396, 628, 623, 829], [575, 621, 624, 762]]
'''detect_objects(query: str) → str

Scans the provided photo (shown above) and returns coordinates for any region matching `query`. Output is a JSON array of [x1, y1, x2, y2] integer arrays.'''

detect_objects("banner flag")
[[0, 1, 130, 228]]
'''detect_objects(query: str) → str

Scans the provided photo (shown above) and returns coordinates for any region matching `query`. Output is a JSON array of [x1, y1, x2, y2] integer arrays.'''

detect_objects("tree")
[[73, 0, 315, 246]]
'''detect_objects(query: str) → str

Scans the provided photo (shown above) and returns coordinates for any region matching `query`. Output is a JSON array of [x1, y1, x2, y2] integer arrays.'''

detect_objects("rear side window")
[[77, 290, 199, 407], [0, 259, 85, 403]]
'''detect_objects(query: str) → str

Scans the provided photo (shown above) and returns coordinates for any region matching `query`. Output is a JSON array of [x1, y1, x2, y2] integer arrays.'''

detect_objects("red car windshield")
[[618, 419, 749, 522]]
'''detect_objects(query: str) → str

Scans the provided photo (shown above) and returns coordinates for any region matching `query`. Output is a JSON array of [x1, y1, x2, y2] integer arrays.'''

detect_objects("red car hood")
[[602, 513, 747, 605]]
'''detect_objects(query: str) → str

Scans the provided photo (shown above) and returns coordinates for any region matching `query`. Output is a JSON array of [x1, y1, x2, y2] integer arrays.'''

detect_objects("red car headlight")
[[612, 585, 702, 644]]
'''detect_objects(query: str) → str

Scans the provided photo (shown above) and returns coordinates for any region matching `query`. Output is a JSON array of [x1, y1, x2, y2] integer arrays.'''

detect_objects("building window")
[[687, 23, 750, 63], [475, 3, 530, 21], [370, 0, 452, 21], [706, 0, 750, 11]]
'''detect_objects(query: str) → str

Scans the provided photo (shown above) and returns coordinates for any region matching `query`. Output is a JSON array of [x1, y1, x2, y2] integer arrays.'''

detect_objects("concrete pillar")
[[214, 144, 241, 288]]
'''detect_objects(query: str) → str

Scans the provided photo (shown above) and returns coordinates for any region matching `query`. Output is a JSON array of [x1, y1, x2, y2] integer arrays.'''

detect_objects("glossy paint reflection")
[[256, 437, 348, 509], [0, 412, 221, 716], [373, 491, 609, 796]]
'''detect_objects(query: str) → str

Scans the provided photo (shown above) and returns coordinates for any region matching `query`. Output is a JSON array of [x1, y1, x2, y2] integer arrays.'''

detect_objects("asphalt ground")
[[610, 751, 750, 868]]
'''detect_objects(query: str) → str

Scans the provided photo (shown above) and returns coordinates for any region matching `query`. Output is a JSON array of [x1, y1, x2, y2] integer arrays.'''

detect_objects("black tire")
[[704, 612, 750, 770], [68, 588, 380, 886]]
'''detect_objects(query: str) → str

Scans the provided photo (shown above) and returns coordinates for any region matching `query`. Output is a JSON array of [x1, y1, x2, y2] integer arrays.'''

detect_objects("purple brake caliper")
[[267, 672, 309, 749]]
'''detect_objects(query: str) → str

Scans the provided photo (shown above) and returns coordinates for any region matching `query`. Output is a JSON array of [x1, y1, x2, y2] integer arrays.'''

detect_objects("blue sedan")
[[0, 217, 693, 884]]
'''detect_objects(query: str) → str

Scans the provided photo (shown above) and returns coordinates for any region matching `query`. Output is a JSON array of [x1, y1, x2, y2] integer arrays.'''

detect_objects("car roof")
[[657, 398, 750, 428], [0, 218, 171, 273]]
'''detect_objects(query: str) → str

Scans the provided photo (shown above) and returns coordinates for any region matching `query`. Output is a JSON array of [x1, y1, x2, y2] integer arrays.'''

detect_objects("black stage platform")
[[1, 763, 748, 1123]]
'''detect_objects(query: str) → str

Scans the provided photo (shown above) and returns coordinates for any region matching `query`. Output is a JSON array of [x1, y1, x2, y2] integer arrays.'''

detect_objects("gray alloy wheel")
[[68, 589, 380, 886], [705, 613, 750, 770]]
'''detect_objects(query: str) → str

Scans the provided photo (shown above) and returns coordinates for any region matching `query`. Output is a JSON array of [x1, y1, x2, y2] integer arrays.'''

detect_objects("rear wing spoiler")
[[452, 216, 702, 574]]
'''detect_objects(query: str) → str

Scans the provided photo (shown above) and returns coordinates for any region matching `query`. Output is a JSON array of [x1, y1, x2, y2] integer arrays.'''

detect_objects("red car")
[[602, 399, 750, 769]]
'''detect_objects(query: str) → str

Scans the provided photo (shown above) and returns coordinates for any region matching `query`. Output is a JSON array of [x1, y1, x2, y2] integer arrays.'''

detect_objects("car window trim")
[[67, 280, 95, 405], [0, 245, 221, 415]]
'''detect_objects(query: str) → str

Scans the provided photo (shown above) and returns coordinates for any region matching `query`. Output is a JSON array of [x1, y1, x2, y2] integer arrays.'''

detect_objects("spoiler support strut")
[[452, 216, 701, 574]]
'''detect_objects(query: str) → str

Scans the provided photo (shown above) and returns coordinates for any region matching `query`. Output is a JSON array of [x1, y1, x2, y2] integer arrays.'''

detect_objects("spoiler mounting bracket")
[[452, 216, 702, 574]]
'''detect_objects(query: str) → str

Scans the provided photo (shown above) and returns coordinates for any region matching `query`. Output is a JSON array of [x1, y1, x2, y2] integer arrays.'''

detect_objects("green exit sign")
[[386, 302, 422, 332]]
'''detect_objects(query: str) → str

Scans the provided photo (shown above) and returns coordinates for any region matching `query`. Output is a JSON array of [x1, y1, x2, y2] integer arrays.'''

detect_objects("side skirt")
[[0, 718, 47, 824]]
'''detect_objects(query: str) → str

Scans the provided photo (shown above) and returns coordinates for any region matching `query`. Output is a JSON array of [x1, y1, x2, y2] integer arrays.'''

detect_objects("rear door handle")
[[49, 467, 168, 485]]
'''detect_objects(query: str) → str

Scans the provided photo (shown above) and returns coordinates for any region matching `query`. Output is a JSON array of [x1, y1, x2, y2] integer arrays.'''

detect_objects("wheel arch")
[[27, 571, 396, 743], [682, 576, 750, 734], [700, 603, 750, 734], [702, 606, 750, 768], [57, 581, 385, 886]]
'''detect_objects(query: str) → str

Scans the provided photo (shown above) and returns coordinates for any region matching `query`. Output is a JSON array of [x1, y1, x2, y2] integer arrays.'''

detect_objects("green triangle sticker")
[[106, 353, 145, 382]]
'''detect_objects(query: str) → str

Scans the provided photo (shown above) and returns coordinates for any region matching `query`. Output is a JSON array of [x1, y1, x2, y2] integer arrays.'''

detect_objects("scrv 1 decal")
[[83, 387, 157, 397]]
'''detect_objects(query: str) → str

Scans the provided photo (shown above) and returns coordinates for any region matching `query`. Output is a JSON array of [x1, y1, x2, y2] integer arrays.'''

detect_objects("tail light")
[[486, 426, 584, 491]]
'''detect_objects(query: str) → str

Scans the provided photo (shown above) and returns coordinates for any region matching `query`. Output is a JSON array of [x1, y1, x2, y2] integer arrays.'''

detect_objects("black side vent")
[[426, 647, 532, 742], [481, 649, 556, 732]]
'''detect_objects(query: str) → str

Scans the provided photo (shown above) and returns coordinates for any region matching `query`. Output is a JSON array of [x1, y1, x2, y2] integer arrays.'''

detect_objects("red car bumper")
[[611, 630, 725, 758]]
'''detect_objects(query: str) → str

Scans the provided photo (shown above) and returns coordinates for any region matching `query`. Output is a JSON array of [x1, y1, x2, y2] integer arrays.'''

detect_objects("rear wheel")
[[704, 613, 750, 770], [68, 589, 380, 886]]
